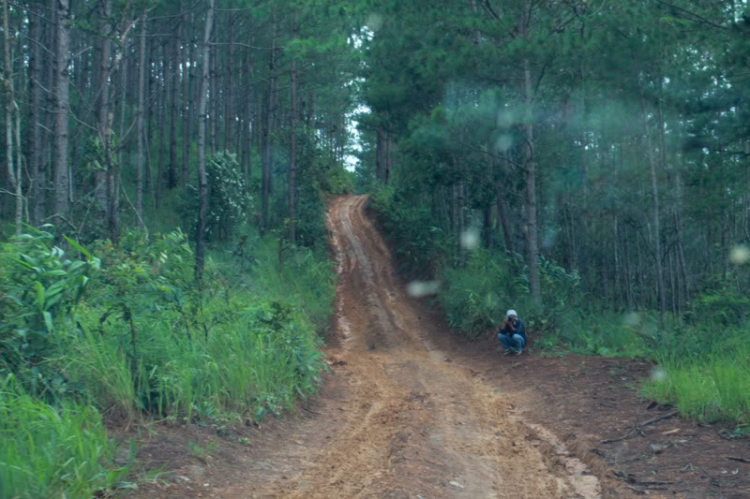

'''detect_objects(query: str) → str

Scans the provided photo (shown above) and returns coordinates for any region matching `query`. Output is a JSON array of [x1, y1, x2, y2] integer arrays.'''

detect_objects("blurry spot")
[[624, 312, 641, 326], [366, 13, 384, 31], [497, 109, 515, 128], [460, 227, 480, 250], [485, 292, 498, 309], [542, 228, 557, 249], [495, 134, 513, 152], [730, 245, 750, 265], [650, 366, 667, 383], [406, 280, 440, 298]]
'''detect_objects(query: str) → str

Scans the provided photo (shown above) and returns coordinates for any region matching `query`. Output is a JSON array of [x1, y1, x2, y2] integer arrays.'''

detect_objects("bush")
[[0, 229, 99, 398], [182, 151, 249, 242]]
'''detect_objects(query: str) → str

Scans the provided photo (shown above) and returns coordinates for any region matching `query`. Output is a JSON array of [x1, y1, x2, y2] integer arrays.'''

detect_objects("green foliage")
[[0, 376, 130, 499], [643, 345, 750, 424], [690, 286, 750, 327], [0, 228, 99, 398], [0, 223, 334, 497], [370, 186, 451, 276], [183, 151, 249, 242], [319, 165, 355, 197]]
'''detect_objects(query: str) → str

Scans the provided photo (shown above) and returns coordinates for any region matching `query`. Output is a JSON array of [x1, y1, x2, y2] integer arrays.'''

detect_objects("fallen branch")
[[727, 456, 750, 465], [601, 411, 679, 444], [301, 406, 321, 416], [614, 471, 675, 487]]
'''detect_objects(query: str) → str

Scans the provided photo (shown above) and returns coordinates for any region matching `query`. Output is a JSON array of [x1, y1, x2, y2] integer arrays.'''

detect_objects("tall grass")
[[0, 376, 130, 499], [643, 340, 750, 423]]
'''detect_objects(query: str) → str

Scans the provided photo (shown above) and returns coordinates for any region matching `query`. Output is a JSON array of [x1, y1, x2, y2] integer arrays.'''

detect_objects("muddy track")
[[216, 195, 599, 499]]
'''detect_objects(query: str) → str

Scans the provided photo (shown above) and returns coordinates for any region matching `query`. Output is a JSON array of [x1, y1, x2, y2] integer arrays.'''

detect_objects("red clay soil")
[[127, 195, 750, 499]]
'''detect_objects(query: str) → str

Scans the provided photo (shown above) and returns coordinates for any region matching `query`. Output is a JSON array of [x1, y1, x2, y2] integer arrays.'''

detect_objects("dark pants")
[[498, 333, 525, 353]]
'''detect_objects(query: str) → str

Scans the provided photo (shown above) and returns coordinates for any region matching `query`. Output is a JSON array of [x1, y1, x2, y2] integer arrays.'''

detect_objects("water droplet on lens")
[[460, 227, 480, 250], [406, 280, 440, 297], [366, 13, 384, 31], [730, 245, 750, 265], [650, 367, 667, 383], [624, 312, 641, 326]]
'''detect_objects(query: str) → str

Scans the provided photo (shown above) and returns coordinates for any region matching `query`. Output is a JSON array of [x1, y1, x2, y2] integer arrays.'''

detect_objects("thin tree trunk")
[[29, 1, 45, 225], [261, 10, 277, 232], [52, 0, 71, 220], [196, 0, 215, 281], [457, 176, 466, 267], [261, 88, 270, 231], [637, 64, 666, 324], [209, 18, 217, 154], [95, 0, 112, 225], [376, 129, 385, 183], [3, 0, 21, 233], [156, 41, 167, 208], [182, 12, 193, 188], [520, 0, 541, 306], [224, 14, 234, 152], [168, 16, 181, 189], [288, 8, 299, 244], [136, 9, 147, 226]]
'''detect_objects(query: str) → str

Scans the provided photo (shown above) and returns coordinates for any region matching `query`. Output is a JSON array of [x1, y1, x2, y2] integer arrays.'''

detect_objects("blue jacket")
[[498, 318, 526, 341]]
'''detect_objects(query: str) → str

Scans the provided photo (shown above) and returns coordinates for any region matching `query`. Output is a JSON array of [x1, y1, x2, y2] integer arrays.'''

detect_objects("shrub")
[[182, 151, 249, 242], [0, 229, 99, 398]]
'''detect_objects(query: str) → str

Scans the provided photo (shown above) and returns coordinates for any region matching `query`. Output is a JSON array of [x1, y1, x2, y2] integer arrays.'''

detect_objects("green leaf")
[[43, 311, 54, 333], [35, 282, 45, 311], [64, 236, 93, 259]]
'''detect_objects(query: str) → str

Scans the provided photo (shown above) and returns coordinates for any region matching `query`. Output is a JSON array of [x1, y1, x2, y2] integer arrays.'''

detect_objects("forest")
[[1, 0, 750, 497]]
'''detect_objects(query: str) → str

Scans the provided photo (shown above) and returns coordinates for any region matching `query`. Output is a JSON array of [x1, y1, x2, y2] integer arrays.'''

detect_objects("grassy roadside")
[[369, 187, 750, 426], [0, 227, 334, 499]]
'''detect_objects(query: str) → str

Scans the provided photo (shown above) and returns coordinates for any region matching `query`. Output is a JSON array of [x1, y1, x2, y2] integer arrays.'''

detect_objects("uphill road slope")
[[211, 194, 600, 499]]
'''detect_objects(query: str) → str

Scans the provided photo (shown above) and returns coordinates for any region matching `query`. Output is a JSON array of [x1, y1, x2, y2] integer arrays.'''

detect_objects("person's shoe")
[[503, 349, 515, 355], [516, 349, 523, 356]]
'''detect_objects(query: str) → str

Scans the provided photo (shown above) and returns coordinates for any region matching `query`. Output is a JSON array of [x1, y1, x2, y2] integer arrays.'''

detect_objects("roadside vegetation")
[[0, 142, 350, 498]]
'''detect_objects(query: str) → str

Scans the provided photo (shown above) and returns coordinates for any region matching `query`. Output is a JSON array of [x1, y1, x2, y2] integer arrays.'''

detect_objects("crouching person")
[[498, 309, 526, 355]]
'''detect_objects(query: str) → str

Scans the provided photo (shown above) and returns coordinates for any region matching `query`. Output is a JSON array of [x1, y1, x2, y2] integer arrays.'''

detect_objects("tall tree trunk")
[[156, 41, 167, 208], [224, 14, 234, 152], [52, 0, 71, 221], [3, 0, 21, 233], [136, 9, 147, 226], [168, 16, 182, 189], [520, 0, 541, 306], [209, 18, 217, 154], [261, 10, 277, 232], [261, 88, 270, 231], [196, 0, 215, 281], [637, 70, 666, 323], [182, 13, 193, 188], [376, 128, 385, 183], [95, 0, 112, 225], [288, 8, 299, 244], [456, 177, 466, 267], [29, 1, 45, 225]]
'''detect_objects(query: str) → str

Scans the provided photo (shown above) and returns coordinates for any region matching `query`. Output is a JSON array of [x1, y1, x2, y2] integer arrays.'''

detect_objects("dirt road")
[[207, 196, 600, 498]]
